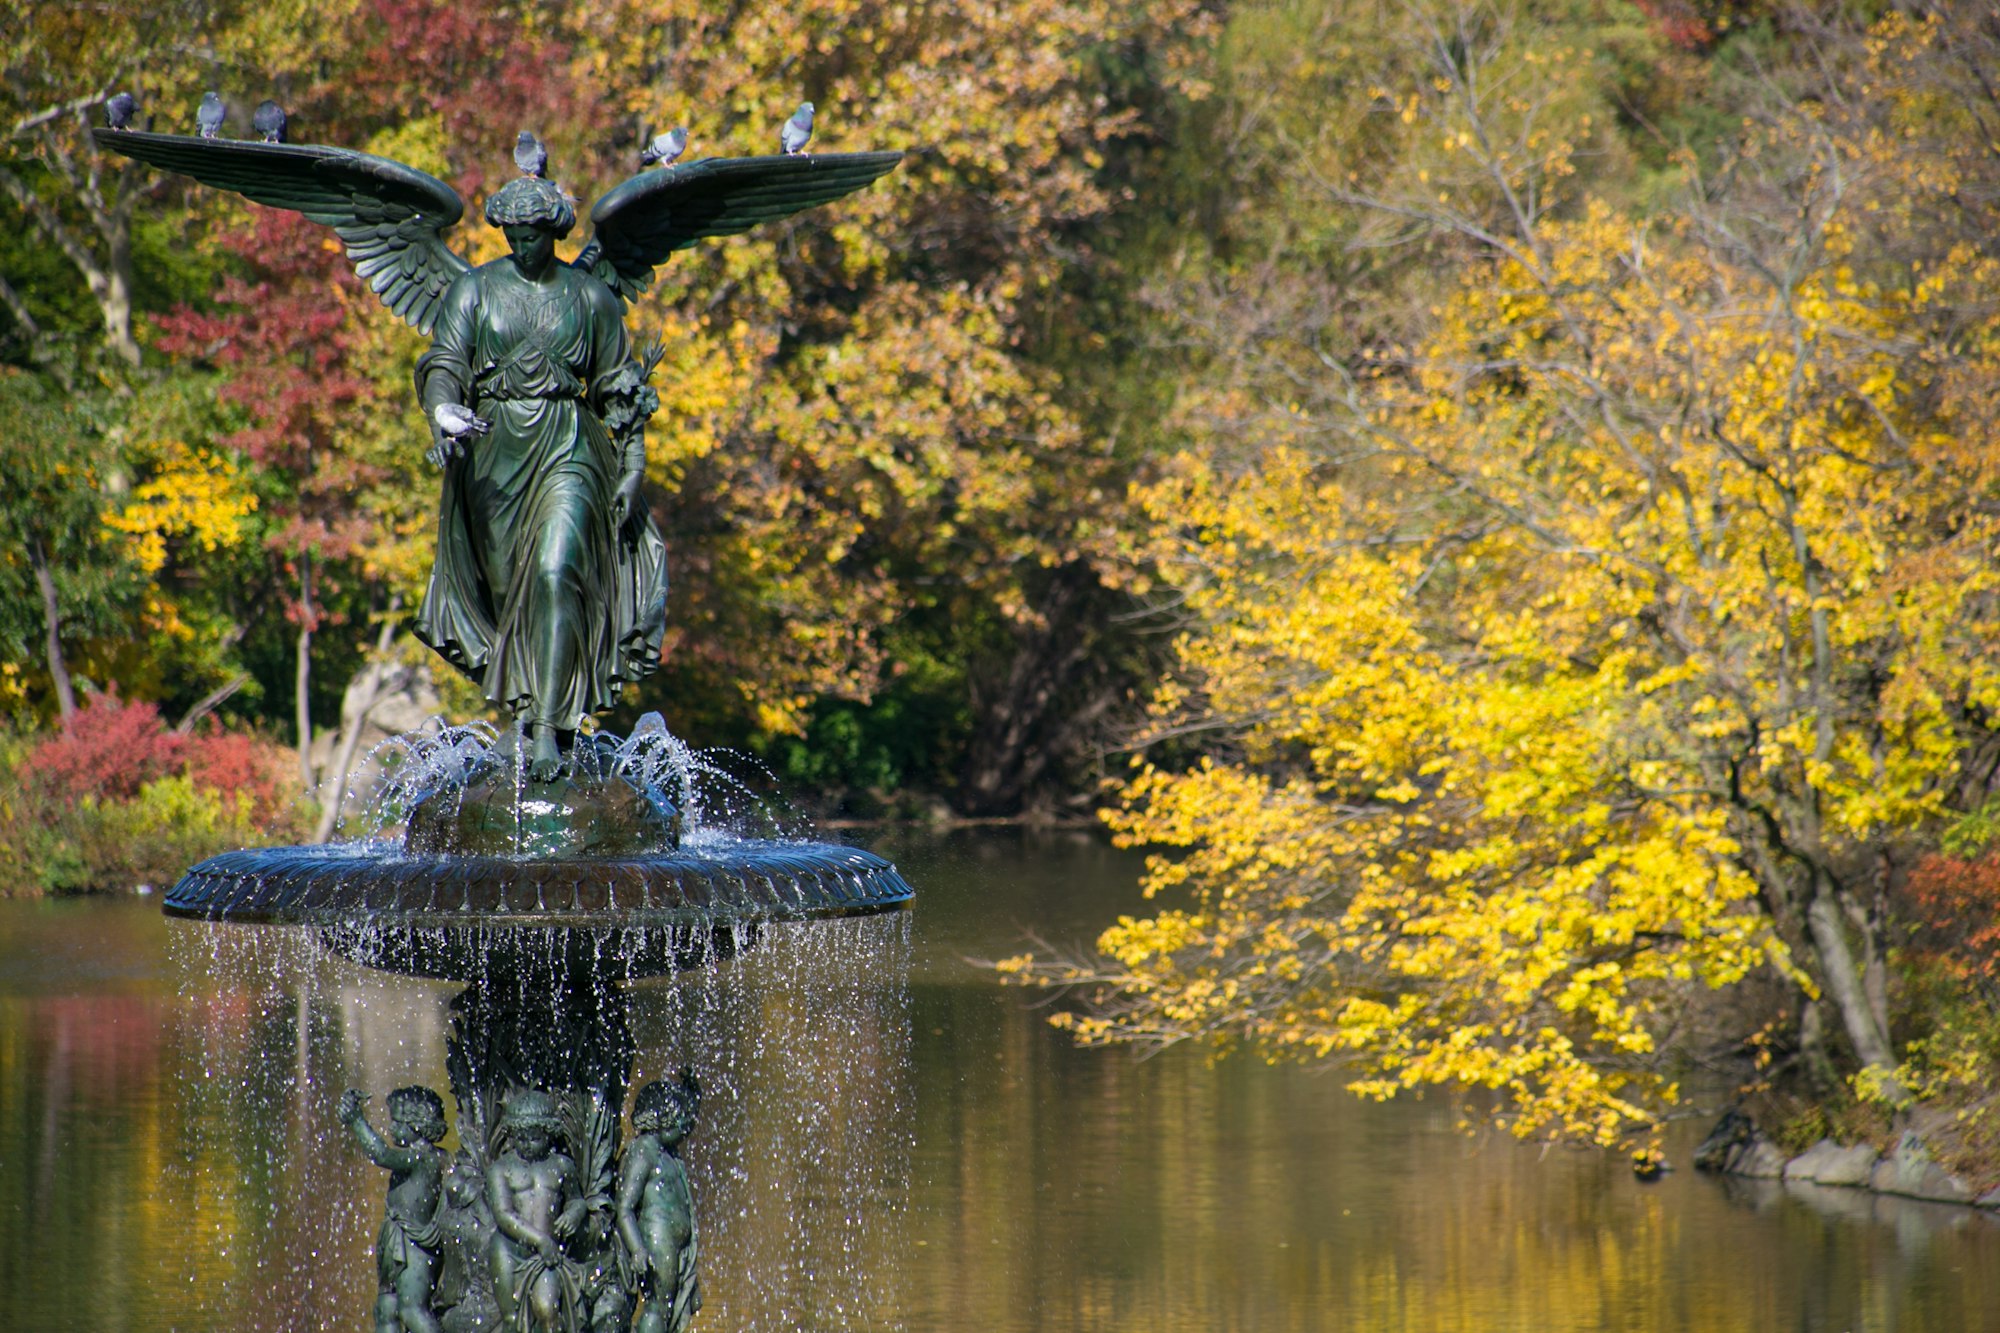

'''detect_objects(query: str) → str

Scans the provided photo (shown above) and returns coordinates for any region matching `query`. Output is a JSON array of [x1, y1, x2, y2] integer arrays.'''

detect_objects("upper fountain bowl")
[[162, 717, 912, 979]]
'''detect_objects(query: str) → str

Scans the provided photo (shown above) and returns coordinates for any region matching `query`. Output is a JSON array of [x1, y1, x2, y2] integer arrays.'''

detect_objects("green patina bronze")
[[404, 733, 683, 860], [93, 127, 901, 782], [104, 120, 905, 1333]]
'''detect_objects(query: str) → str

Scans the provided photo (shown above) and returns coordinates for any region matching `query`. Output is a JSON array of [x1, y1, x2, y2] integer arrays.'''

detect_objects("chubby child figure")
[[617, 1072, 701, 1333], [338, 1085, 451, 1333], [486, 1090, 587, 1332]]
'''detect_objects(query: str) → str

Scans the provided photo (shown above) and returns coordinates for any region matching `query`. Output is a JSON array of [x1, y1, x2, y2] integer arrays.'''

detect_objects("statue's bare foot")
[[527, 728, 563, 783]]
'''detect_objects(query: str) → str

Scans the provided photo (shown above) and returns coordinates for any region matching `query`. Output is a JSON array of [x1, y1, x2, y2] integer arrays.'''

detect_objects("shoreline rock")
[[1783, 1138, 1878, 1187], [1870, 1132, 1974, 1205], [1696, 1112, 1989, 1210]]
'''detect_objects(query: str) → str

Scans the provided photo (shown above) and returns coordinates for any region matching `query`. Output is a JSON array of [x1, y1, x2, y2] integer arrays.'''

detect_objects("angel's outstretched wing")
[[574, 151, 902, 303], [91, 129, 470, 336]]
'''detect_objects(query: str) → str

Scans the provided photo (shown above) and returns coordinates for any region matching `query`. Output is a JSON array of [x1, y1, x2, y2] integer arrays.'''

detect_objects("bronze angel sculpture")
[[95, 126, 899, 780]]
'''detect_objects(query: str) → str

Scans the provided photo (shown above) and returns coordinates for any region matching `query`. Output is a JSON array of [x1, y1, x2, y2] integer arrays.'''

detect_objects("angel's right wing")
[[92, 129, 470, 336], [574, 151, 903, 304]]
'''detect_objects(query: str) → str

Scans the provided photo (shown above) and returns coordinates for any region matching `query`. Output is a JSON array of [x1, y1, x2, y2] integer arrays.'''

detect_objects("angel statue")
[[95, 124, 899, 780]]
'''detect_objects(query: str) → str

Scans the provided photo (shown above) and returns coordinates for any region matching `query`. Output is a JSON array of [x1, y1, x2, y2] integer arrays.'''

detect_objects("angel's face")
[[503, 223, 558, 275]]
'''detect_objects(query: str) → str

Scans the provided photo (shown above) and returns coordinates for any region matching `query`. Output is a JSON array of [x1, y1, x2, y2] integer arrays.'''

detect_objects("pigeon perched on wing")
[[196, 92, 225, 139], [251, 99, 288, 143], [433, 402, 492, 438], [640, 126, 688, 168], [780, 101, 814, 155], [513, 130, 547, 177], [104, 91, 137, 131]]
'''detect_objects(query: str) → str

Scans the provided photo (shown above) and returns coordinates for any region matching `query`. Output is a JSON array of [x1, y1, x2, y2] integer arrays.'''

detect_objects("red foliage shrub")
[[1903, 853, 2000, 983], [182, 728, 292, 825], [24, 692, 184, 803], [21, 692, 292, 825]]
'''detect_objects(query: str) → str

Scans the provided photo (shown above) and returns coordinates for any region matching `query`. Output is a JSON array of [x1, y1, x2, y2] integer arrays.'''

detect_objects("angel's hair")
[[485, 176, 576, 237]]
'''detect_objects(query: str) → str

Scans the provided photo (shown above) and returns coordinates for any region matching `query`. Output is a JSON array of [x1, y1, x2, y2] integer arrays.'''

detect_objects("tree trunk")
[[27, 537, 77, 724], [99, 224, 139, 368], [1797, 999, 1839, 1094], [313, 598, 402, 844], [1804, 871, 1898, 1077], [960, 562, 1118, 817], [295, 555, 315, 793]]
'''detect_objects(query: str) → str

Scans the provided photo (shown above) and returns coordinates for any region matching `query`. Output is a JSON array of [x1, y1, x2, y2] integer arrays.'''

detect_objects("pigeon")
[[104, 91, 137, 131], [640, 126, 688, 168], [251, 99, 287, 144], [780, 101, 814, 155], [196, 91, 225, 139], [513, 130, 547, 178], [433, 402, 492, 438]]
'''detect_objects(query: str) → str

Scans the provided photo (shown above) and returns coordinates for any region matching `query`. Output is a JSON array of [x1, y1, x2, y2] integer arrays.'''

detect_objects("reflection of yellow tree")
[[900, 982, 2000, 1333], [1006, 5, 2000, 1145]]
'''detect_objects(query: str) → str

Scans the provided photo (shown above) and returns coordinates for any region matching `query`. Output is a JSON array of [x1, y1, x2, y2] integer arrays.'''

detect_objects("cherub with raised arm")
[[338, 1085, 451, 1333], [487, 1089, 587, 1331], [618, 1071, 702, 1333]]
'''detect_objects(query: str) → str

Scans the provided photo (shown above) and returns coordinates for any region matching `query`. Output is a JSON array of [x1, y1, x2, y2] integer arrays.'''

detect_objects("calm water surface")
[[5, 829, 2000, 1332]]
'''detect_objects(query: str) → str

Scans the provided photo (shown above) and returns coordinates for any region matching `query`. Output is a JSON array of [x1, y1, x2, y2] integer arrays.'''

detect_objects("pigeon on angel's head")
[[513, 130, 547, 178], [252, 99, 288, 144], [640, 126, 687, 168], [780, 102, 814, 155], [104, 91, 137, 131], [196, 92, 225, 139]]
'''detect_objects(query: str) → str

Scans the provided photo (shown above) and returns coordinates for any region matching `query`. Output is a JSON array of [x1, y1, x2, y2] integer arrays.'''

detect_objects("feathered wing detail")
[[91, 129, 471, 335], [576, 151, 903, 303]]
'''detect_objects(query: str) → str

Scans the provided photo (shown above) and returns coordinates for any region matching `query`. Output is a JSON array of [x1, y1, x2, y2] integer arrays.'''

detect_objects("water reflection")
[[4, 831, 2000, 1332]]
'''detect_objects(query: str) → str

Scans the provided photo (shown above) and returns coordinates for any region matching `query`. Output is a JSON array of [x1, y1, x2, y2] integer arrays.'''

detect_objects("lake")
[[4, 828, 1998, 1331]]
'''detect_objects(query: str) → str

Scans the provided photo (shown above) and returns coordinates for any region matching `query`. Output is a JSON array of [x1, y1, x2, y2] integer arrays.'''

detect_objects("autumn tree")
[[1005, 2, 2000, 1144], [0, 0, 353, 368], [0, 374, 137, 721]]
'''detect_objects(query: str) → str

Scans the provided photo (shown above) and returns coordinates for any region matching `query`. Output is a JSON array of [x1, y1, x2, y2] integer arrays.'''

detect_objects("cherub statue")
[[486, 1090, 587, 1331], [338, 1085, 451, 1333], [617, 1071, 702, 1333], [94, 126, 900, 781]]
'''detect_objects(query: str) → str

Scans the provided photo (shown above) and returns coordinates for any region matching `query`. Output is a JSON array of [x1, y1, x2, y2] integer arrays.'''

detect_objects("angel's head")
[[485, 176, 576, 269]]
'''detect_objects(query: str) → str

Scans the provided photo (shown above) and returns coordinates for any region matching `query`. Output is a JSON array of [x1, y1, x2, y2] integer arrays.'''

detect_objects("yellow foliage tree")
[[1005, 4, 2000, 1144]]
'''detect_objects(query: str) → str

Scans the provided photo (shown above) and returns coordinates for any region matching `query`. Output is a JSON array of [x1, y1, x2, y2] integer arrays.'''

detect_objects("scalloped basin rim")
[[163, 838, 913, 928]]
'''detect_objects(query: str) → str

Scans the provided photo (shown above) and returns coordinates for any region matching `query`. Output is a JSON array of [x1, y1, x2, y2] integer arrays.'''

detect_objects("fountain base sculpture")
[[337, 960, 702, 1333], [162, 723, 910, 1328]]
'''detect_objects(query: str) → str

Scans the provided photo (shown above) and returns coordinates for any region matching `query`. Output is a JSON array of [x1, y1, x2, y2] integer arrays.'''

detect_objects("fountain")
[[97, 111, 909, 1332]]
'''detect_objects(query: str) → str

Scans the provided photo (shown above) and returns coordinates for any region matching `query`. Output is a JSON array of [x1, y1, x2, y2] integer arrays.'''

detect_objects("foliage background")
[[8, 0, 2000, 1160]]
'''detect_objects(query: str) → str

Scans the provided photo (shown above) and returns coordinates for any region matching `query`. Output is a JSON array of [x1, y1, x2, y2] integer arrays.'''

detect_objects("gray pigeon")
[[251, 99, 287, 144], [104, 91, 137, 131], [640, 126, 688, 168], [433, 402, 492, 438], [780, 101, 814, 155], [513, 130, 547, 177], [196, 91, 225, 139]]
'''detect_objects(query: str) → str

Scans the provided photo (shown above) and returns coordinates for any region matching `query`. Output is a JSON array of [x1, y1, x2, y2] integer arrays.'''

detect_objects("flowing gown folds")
[[413, 262, 668, 727]]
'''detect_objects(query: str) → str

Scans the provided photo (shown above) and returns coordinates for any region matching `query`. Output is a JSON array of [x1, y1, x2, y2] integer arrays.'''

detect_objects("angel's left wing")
[[574, 151, 902, 304], [91, 129, 470, 335]]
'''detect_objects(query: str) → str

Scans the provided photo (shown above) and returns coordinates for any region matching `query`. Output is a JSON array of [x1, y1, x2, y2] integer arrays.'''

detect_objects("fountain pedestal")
[[167, 760, 910, 1331]]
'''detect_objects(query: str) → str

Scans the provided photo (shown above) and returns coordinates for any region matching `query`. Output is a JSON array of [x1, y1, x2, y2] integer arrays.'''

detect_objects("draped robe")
[[412, 260, 668, 728]]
